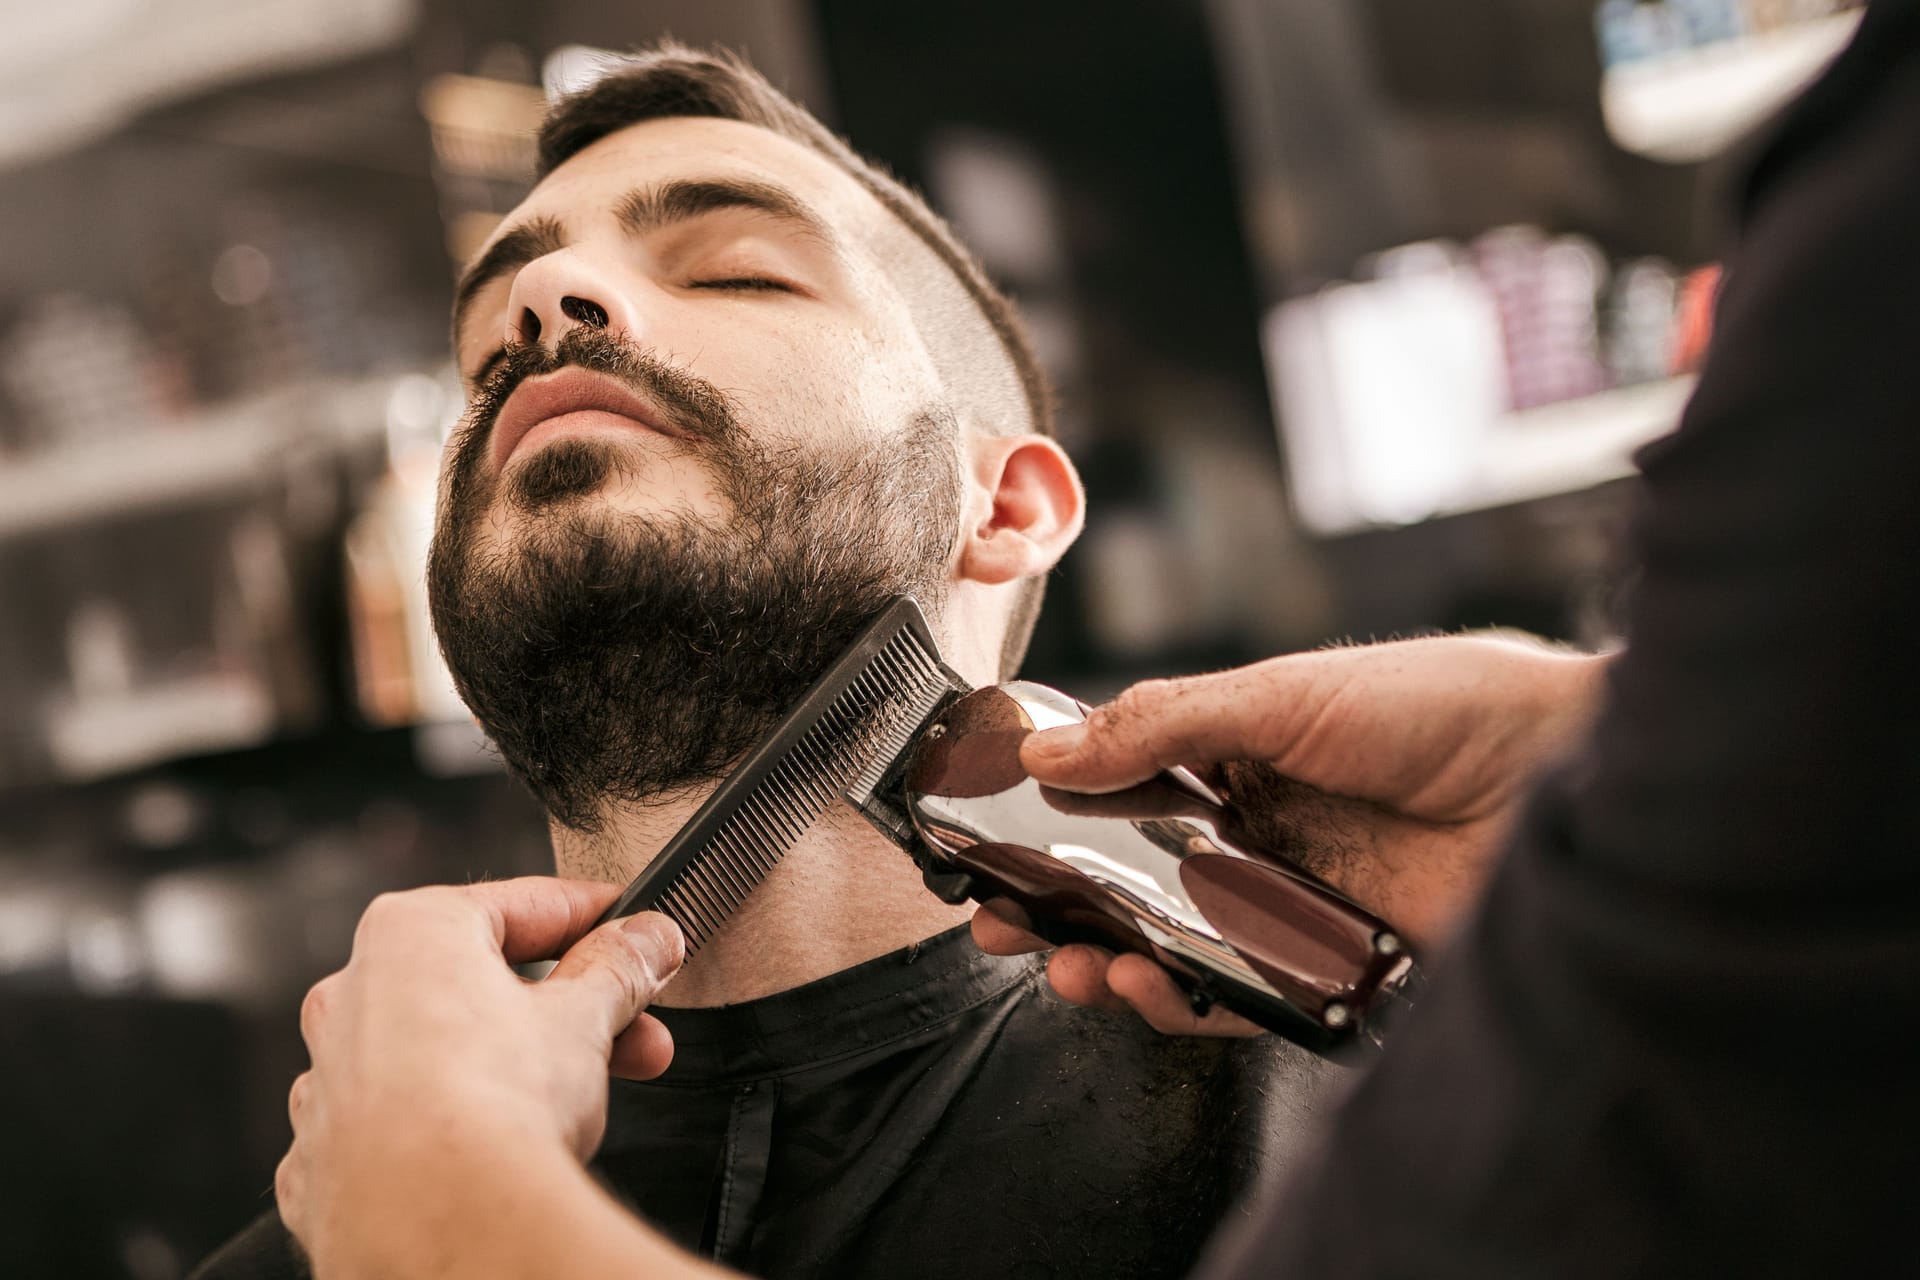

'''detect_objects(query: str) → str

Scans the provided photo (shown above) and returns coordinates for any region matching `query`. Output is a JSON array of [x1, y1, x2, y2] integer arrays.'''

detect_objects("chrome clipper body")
[[864, 681, 1418, 1058]]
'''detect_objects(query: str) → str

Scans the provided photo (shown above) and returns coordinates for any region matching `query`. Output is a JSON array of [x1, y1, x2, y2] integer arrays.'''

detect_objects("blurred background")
[[0, 0, 1862, 1273]]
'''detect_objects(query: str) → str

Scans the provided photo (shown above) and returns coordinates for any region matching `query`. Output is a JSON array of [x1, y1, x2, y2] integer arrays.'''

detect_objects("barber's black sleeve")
[[1201, 4, 1920, 1276]]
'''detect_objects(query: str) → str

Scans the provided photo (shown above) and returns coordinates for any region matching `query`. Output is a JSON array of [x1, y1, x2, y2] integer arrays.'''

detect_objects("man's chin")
[[500, 479, 614, 521], [492, 493, 732, 552], [499, 436, 623, 513], [502, 438, 732, 526]]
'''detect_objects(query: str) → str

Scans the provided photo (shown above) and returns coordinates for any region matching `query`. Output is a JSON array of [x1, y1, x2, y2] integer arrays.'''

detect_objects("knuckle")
[[581, 926, 649, 1008], [362, 890, 408, 922], [274, 1152, 297, 1209], [351, 891, 407, 945], [1091, 689, 1140, 735], [298, 980, 332, 1039], [1106, 678, 1180, 727], [651, 913, 688, 971], [609, 934, 655, 1004]]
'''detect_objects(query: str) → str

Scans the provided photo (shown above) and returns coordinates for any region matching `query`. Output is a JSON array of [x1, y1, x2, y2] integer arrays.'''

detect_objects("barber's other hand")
[[974, 636, 1607, 1031], [276, 877, 684, 1275]]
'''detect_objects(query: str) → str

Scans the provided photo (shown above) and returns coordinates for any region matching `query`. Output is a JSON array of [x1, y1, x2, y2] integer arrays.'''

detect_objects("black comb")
[[591, 596, 968, 950]]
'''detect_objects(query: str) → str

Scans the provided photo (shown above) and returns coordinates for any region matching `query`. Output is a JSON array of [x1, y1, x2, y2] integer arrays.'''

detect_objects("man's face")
[[429, 116, 965, 832]]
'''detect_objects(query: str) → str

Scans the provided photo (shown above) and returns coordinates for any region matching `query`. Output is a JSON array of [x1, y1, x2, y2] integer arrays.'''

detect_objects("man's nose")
[[502, 252, 637, 350]]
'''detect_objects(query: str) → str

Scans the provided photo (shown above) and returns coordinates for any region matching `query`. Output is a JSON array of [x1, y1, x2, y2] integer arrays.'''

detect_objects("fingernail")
[[622, 913, 685, 970], [1027, 723, 1087, 758]]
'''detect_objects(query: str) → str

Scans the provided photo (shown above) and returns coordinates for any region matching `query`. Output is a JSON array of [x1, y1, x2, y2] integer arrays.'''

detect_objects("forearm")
[[307, 1121, 735, 1280]]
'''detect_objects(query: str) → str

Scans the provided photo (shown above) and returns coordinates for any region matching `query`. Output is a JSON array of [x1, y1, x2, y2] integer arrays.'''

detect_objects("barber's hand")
[[276, 877, 684, 1276], [973, 635, 1608, 1035]]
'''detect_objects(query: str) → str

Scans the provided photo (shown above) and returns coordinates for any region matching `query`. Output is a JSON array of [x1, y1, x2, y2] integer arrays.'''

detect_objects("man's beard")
[[427, 328, 961, 832]]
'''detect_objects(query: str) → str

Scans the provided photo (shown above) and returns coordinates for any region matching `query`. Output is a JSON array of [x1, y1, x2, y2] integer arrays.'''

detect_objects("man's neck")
[[549, 796, 974, 1007]]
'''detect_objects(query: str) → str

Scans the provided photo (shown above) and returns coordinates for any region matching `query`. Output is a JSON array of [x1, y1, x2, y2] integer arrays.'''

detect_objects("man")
[[262, 3, 1920, 1277], [193, 41, 1334, 1280]]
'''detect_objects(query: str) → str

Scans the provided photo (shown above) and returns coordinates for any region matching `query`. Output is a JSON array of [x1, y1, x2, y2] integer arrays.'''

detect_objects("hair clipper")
[[592, 596, 1420, 1059]]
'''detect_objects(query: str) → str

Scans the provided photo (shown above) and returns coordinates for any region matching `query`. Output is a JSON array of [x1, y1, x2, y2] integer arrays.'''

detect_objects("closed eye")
[[690, 276, 798, 293]]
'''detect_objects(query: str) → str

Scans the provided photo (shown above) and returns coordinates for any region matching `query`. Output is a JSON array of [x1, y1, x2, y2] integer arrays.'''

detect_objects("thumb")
[[1020, 665, 1313, 794], [543, 911, 686, 1045]]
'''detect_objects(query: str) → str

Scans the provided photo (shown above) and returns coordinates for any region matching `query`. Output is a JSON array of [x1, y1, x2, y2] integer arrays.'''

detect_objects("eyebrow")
[[615, 177, 837, 246], [451, 177, 840, 349]]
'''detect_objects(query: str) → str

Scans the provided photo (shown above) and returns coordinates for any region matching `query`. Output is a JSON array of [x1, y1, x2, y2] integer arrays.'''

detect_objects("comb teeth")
[[594, 598, 967, 953]]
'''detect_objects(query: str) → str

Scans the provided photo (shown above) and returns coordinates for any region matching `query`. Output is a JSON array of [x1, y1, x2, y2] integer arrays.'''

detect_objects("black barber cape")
[[194, 924, 1331, 1280], [1201, 4, 1920, 1277]]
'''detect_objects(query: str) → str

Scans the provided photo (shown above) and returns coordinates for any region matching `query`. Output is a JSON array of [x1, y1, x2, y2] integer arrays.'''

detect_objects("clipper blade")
[[593, 597, 967, 951]]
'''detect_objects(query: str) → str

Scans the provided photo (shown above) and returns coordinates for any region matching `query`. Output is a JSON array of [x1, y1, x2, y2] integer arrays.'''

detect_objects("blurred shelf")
[[1439, 375, 1696, 519], [44, 677, 277, 782], [0, 404, 286, 540], [0, 378, 391, 541], [0, 0, 416, 171], [1602, 10, 1862, 163]]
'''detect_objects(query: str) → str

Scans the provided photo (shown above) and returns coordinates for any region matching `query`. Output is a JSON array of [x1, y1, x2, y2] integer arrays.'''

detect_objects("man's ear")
[[958, 434, 1085, 586]]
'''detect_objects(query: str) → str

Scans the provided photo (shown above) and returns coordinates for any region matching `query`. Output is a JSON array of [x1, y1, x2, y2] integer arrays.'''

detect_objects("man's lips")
[[489, 367, 687, 469]]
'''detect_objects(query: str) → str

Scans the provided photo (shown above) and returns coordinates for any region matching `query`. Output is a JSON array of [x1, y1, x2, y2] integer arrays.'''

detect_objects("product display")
[[1266, 226, 1716, 530], [1595, 0, 1863, 68]]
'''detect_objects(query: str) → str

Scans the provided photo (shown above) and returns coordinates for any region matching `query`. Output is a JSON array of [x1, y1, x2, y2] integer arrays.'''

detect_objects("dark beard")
[[427, 329, 961, 832]]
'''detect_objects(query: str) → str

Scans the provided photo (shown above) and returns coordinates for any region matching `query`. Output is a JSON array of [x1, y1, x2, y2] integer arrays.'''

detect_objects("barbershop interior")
[[0, 1, 1868, 1276]]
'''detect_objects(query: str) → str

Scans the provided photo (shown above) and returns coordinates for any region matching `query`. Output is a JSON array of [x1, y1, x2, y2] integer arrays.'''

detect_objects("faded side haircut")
[[536, 41, 1057, 677]]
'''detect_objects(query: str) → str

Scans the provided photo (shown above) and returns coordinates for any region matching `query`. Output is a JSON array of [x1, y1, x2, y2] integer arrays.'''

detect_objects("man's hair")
[[535, 42, 1056, 677]]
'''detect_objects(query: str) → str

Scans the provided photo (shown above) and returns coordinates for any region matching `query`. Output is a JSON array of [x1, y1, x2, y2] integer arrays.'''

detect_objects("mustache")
[[466, 327, 742, 449]]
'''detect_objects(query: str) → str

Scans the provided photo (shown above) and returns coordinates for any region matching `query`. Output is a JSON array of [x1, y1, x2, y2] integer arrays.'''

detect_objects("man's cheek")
[[740, 342, 885, 438]]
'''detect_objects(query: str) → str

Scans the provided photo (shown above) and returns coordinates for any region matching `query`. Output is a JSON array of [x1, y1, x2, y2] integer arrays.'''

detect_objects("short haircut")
[[535, 41, 1055, 677]]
